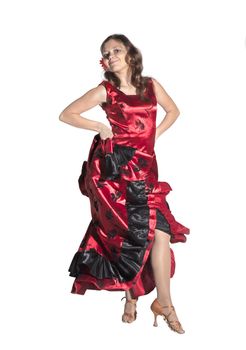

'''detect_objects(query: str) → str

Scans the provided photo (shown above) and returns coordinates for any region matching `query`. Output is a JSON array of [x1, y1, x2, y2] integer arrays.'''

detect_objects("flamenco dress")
[[68, 78, 190, 298]]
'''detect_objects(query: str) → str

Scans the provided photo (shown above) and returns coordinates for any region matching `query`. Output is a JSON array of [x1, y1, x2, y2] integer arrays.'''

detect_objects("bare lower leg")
[[125, 289, 134, 300], [150, 229, 181, 324], [151, 229, 172, 305]]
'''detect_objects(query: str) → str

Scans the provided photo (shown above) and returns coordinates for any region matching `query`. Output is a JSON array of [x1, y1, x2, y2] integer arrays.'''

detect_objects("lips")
[[110, 60, 119, 66]]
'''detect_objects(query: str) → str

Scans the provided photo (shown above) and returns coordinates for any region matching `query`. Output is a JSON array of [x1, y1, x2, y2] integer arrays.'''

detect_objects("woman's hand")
[[98, 123, 114, 140]]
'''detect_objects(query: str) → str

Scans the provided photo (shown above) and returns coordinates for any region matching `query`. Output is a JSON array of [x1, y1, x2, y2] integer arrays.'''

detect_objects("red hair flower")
[[99, 58, 108, 71]]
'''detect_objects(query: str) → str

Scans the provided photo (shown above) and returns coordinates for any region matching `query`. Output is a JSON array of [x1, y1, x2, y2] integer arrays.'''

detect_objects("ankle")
[[157, 296, 172, 304]]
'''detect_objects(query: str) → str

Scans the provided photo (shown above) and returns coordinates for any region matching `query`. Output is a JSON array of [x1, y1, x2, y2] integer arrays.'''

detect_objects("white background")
[[1, 0, 246, 349]]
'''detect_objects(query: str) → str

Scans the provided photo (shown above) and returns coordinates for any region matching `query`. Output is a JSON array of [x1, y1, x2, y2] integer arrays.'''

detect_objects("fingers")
[[99, 126, 114, 140]]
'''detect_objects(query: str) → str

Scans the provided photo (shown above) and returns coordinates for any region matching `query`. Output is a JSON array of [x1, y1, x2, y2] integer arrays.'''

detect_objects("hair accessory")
[[99, 58, 107, 71]]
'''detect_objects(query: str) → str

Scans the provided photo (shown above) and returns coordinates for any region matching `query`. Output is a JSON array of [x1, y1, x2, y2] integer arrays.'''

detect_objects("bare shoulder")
[[82, 84, 107, 105], [60, 84, 107, 116], [150, 77, 168, 96], [150, 77, 180, 114]]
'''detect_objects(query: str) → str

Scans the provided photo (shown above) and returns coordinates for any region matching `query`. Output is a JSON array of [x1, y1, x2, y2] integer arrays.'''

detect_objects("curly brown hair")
[[100, 34, 152, 102]]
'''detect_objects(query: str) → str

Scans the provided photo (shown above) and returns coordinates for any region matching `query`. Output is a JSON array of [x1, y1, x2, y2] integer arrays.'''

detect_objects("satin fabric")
[[68, 78, 190, 298]]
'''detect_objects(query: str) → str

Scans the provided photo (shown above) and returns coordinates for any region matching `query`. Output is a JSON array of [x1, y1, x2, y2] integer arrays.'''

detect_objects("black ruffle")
[[68, 248, 120, 280], [100, 144, 137, 180], [68, 246, 142, 282]]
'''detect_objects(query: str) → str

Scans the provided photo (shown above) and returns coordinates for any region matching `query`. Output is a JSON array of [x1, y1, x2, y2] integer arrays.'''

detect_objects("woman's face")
[[101, 39, 129, 73]]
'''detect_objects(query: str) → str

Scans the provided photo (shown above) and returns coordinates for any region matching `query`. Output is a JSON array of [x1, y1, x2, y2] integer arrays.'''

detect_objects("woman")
[[59, 34, 190, 334]]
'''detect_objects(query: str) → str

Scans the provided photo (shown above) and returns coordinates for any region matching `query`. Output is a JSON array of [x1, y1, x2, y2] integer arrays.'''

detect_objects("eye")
[[102, 53, 109, 60]]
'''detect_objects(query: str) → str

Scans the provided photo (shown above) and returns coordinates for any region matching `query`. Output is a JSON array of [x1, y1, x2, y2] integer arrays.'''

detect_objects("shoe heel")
[[153, 311, 158, 327]]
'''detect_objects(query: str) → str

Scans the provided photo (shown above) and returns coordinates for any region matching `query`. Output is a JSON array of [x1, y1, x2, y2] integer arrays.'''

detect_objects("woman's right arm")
[[59, 85, 113, 139]]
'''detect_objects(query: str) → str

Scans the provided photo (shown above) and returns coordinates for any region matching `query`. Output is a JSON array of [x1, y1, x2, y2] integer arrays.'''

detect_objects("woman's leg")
[[150, 228, 182, 323], [125, 289, 134, 299]]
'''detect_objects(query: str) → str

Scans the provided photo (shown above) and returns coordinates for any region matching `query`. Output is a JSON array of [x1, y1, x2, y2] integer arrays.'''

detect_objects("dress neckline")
[[106, 80, 139, 97]]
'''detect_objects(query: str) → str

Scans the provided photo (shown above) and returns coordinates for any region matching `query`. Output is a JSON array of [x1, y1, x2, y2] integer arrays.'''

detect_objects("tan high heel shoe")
[[150, 298, 185, 334], [121, 296, 138, 323]]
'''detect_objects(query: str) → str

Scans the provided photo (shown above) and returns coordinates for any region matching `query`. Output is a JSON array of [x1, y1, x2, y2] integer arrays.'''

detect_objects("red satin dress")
[[68, 78, 190, 298]]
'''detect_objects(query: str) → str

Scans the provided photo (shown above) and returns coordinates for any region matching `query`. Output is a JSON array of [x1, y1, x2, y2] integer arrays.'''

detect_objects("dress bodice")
[[98, 78, 157, 154]]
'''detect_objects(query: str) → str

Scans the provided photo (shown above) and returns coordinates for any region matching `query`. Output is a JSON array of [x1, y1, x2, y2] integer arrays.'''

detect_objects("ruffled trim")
[[100, 144, 137, 180]]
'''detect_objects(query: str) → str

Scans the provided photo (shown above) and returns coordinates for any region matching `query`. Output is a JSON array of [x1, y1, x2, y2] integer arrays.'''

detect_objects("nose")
[[109, 51, 116, 61]]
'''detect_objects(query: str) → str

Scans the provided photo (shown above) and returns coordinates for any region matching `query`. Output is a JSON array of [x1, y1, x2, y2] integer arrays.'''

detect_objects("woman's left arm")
[[151, 77, 180, 141]]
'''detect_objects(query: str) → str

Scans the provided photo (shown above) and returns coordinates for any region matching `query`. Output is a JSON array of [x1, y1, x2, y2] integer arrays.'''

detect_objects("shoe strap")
[[121, 296, 138, 304], [162, 305, 174, 310], [159, 304, 175, 318]]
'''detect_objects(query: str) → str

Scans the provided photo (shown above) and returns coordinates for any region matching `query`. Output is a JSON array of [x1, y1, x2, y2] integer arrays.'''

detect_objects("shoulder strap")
[[98, 80, 112, 89], [147, 77, 157, 101], [97, 80, 114, 105]]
